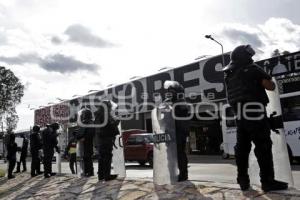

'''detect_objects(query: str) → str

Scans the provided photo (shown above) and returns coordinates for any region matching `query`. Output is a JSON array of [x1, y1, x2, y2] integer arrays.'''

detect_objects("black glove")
[[268, 112, 284, 134], [55, 146, 60, 154]]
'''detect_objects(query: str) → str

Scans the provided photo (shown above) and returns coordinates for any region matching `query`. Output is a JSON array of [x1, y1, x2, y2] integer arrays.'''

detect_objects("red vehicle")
[[122, 129, 146, 144], [124, 133, 154, 166]]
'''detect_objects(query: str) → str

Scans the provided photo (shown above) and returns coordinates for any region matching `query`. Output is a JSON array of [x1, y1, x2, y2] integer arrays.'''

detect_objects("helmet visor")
[[245, 45, 255, 57]]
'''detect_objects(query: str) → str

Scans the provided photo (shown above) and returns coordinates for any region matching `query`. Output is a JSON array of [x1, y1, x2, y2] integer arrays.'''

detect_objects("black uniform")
[[30, 128, 42, 176], [165, 81, 190, 181], [16, 136, 28, 172], [7, 134, 19, 179], [224, 44, 288, 191], [42, 125, 59, 178], [65, 137, 77, 174], [77, 109, 95, 176], [174, 101, 189, 181], [78, 124, 95, 176], [95, 102, 119, 181]]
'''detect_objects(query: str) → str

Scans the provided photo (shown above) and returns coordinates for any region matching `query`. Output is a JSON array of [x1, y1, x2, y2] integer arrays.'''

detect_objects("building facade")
[[34, 51, 300, 155]]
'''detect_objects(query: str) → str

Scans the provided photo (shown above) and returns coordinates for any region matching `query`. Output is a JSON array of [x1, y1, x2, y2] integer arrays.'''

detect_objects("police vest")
[[225, 66, 258, 106]]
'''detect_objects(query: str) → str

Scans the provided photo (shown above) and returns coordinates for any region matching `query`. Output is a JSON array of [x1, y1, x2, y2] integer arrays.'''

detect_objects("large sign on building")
[[34, 51, 300, 126]]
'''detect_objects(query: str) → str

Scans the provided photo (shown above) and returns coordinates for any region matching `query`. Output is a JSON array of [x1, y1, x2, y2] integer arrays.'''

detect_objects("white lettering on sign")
[[153, 133, 172, 143]]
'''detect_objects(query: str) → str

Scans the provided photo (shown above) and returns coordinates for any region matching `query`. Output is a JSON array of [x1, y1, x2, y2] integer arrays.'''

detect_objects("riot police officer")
[[65, 130, 77, 174], [95, 100, 119, 181], [42, 123, 60, 178], [77, 108, 95, 177], [223, 44, 288, 191], [164, 80, 190, 182], [7, 134, 19, 179], [30, 125, 43, 177]]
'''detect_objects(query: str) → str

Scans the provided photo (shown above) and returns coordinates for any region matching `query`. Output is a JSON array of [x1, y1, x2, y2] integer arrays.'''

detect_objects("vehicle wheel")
[[138, 161, 146, 166], [287, 145, 293, 164], [148, 154, 153, 167]]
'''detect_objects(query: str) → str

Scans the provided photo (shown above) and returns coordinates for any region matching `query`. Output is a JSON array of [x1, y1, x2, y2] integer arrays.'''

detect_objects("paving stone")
[[0, 174, 299, 199], [118, 190, 147, 200], [120, 183, 139, 190]]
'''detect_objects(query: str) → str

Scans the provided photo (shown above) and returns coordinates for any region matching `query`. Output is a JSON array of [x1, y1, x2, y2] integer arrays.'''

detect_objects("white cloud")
[[217, 18, 300, 59], [64, 24, 114, 48]]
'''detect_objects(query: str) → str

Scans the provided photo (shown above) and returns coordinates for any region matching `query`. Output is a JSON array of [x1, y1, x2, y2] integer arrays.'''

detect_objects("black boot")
[[98, 159, 104, 181], [44, 174, 51, 178], [8, 175, 15, 179], [262, 180, 288, 192], [237, 176, 250, 191], [178, 173, 188, 182], [104, 174, 118, 181]]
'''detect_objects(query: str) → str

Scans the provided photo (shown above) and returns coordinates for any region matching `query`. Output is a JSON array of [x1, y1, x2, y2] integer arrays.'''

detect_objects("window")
[[135, 136, 144, 144], [281, 95, 300, 122], [126, 136, 137, 145], [144, 135, 154, 143]]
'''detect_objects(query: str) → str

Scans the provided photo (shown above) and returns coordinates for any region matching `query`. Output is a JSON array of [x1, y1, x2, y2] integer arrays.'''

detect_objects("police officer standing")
[[65, 130, 77, 174], [223, 44, 288, 191], [42, 123, 60, 178], [164, 81, 190, 182], [6, 134, 19, 179], [77, 109, 95, 177], [30, 125, 43, 177], [95, 100, 119, 181]]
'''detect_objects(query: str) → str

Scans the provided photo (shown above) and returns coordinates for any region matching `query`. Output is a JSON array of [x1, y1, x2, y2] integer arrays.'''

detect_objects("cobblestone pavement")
[[0, 173, 300, 200]]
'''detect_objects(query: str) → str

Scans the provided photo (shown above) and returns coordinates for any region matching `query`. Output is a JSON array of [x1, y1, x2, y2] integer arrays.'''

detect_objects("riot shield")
[[112, 124, 126, 178], [76, 139, 85, 177], [15, 138, 24, 162], [152, 104, 178, 185], [55, 134, 61, 174], [249, 78, 294, 186]]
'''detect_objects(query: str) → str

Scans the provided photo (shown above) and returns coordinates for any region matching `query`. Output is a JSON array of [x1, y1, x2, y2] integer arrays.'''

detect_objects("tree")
[[271, 49, 291, 57], [282, 50, 291, 55], [271, 49, 281, 57], [4, 109, 19, 134], [0, 66, 24, 133]]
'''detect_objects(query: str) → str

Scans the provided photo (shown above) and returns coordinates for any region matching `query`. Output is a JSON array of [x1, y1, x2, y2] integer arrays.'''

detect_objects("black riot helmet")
[[9, 134, 16, 143], [79, 108, 93, 122], [32, 125, 40, 133], [230, 44, 255, 65], [50, 122, 60, 131], [164, 80, 185, 101]]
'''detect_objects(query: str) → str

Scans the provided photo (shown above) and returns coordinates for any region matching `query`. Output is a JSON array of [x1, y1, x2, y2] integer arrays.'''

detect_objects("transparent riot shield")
[[112, 124, 126, 178], [152, 104, 178, 185], [249, 78, 294, 187], [15, 138, 24, 162], [55, 133, 61, 174], [76, 139, 84, 177]]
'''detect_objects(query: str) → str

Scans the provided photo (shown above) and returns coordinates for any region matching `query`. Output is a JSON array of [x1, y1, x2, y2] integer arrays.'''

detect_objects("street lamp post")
[[205, 35, 225, 67]]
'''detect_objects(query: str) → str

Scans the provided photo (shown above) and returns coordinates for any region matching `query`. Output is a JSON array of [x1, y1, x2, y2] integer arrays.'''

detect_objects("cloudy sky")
[[0, 0, 300, 131]]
